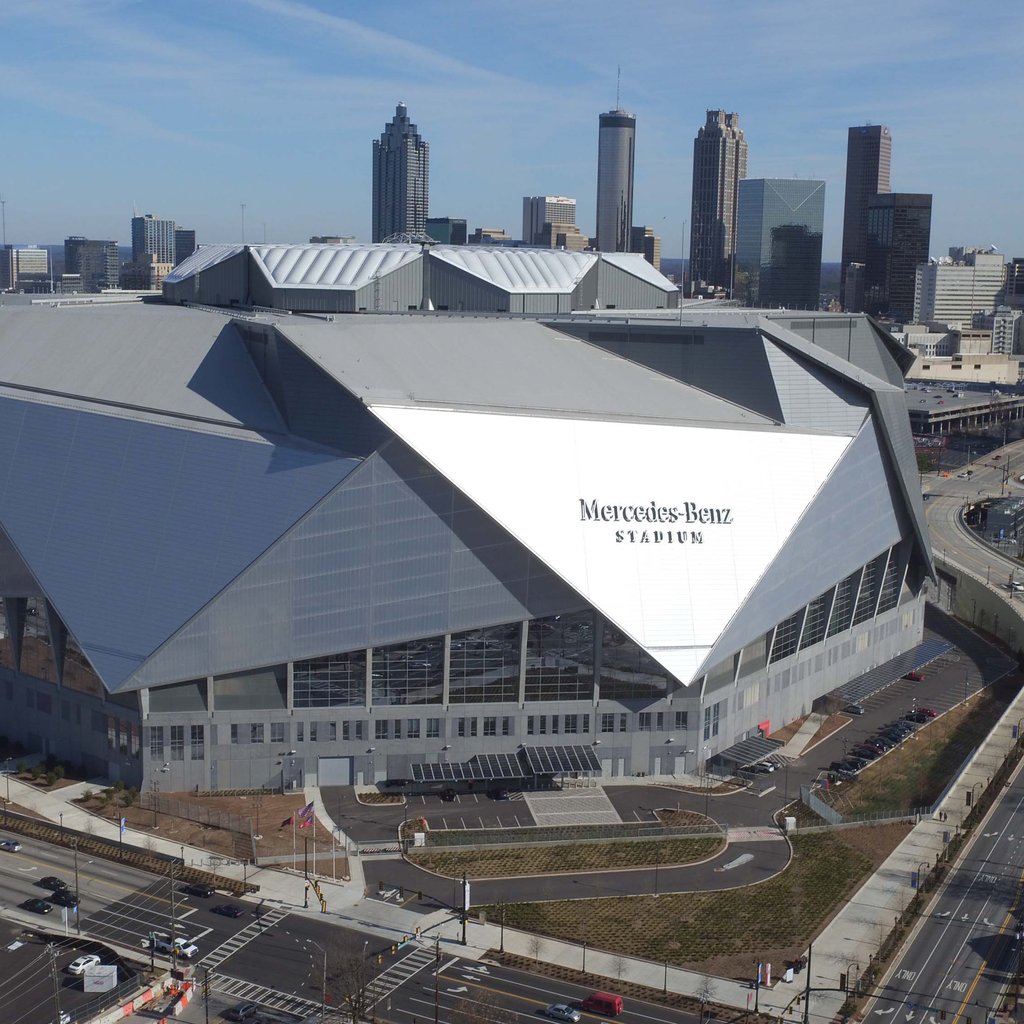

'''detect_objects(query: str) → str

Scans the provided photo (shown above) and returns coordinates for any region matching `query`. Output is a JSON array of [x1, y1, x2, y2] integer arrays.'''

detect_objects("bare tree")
[[314, 933, 375, 1021], [450, 989, 519, 1024], [696, 975, 716, 1024], [527, 934, 543, 961], [611, 954, 627, 982]]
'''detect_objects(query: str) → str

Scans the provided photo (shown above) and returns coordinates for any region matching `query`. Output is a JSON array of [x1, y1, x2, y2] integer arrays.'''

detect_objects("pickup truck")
[[151, 934, 200, 959]]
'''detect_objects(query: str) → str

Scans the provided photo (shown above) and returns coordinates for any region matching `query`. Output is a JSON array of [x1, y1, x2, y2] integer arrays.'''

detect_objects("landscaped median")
[[479, 825, 910, 980]]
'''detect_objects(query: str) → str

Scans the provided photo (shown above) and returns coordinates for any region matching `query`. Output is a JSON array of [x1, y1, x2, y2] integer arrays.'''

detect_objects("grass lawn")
[[827, 685, 1013, 816], [483, 827, 906, 978], [409, 834, 725, 878]]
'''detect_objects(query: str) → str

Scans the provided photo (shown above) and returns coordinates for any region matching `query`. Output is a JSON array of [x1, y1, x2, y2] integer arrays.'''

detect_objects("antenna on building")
[[616, 65, 621, 109], [0, 194, 6, 249], [132, 200, 138, 218]]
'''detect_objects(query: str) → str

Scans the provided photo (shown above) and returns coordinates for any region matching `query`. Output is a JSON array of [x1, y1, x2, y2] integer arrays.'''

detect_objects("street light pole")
[[73, 840, 81, 935]]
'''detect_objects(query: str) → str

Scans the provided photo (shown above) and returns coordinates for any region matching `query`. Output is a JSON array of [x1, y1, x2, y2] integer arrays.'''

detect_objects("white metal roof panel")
[[372, 405, 851, 685], [164, 244, 245, 284], [430, 247, 596, 293], [251, 244, 421, 290], [599, 252, 677, 292]]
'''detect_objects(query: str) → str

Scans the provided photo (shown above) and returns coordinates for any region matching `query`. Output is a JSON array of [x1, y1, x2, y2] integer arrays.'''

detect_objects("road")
[[868, 756, 1024, 1020]]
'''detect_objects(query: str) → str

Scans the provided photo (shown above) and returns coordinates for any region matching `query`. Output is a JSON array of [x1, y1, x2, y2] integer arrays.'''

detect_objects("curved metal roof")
[[599, 251, 677, 292], [430, 247, 596, 293], [252, 244, 421, 289], [164, 244, 245, 284]]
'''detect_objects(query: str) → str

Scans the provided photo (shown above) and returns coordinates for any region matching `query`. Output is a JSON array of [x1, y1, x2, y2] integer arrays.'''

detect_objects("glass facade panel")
[[800, 590, 833, 650], [448, 623, 521, 704], [294, 651, 366, 708], [877, 548, 900, 613], [827, 572, 857, 637], [852, 556, 882, 625], [769, 611, 802, 664], [371, 637, 444, 705], [599, 625, 670, 701], [524, 612, 595, 702], [19, 598, 56, 684], [737, 634, 769, 679]]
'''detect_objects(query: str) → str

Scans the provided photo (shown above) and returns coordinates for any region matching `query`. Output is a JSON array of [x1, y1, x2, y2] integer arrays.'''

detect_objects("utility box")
[[784, 816, 797, 832]]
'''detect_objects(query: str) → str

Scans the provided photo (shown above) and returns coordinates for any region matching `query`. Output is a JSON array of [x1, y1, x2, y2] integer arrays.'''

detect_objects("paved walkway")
[[777, 712, 827, 759], [522, 788, 621, 826]]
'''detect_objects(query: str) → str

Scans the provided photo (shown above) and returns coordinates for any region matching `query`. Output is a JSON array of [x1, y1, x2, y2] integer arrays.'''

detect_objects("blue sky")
[[2, 0, 1022, 260]]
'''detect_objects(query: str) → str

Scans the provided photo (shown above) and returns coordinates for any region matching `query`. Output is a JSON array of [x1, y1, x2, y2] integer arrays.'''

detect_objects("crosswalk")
[[212, 972, 334, 1020], [198, 907, 288, 970], [365, 944, 438, 1008]]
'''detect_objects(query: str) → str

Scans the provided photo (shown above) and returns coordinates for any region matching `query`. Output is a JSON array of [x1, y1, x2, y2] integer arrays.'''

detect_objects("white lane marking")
[[446, 985, 469, 993], [874, 1009, 895, 1016], [715, 853, 754, 872]]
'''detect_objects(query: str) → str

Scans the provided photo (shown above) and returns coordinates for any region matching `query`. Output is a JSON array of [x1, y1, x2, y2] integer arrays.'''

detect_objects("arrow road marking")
[[935, 911, 951, 918], [446, 986, 469, 994], [874, 1008, 895, 1015]]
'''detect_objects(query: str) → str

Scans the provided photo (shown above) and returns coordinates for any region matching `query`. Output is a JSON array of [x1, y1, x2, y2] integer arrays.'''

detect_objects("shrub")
[[113, 779, 126, 793], [16, 762, 27, 774], [45, 771, 57, 786], [124, 787, 138, 807], [81, 789, 93, 803], [30, 764, 43, 780]]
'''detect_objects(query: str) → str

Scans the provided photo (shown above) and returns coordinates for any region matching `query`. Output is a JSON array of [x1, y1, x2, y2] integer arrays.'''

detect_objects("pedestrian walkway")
[[523, 789, 621, 826], [199, 907, 288, 971], [776, 713, 826, 759]]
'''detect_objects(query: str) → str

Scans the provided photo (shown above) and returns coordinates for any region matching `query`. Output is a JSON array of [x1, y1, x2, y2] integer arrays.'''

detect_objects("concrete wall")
[[934, 555, 1024, 655]]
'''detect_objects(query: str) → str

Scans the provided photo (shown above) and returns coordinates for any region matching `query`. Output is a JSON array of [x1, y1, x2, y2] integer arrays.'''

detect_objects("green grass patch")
[[410, 835, 725, 879], [828, 686, 1012, 816], [480, 832, 872, 966]]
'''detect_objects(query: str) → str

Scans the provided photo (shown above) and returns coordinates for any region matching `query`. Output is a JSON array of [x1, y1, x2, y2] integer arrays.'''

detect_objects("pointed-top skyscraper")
[[840, 124, 891, 311], [689, 110, 747, 294], [372, 103, 429, 242], [596, 109, 636, 252]]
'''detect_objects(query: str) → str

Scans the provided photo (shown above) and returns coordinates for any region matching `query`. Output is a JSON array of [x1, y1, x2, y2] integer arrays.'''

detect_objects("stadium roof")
[[251, 244, 421, 290], [429, 247, 595, 292]]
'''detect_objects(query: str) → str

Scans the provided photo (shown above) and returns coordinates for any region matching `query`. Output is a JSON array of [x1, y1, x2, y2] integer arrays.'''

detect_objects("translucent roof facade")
[[252, 244, 421, 289], [429, 247, 596, 293]]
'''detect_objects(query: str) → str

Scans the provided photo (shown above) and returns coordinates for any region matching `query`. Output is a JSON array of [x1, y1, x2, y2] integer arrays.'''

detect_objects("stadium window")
[[538, 715, 547, 735], [601, 713, 615, 733], [619, 713, 627, 731], [342, 721, 350, 741], [354, 721, 364, 741], [310, 722, 318, 743], [581, 714, 590, 734], [329, 722, 337, 742], [271, 722, 286, 745], [294, 650, 366, 708], [170, 725, 184, 761], [483, 717, 497, 737], [564, 715, 578, 734], [638, 712, 652, 732], [550, 716, 559, 734], [524, 611, 595, 702], [675, 710, 688, 730], [527, 716, 536, 735], [393, 720, 402, 739], [426, 718, 440, 739], [407, 719, 420, 739], [149, 726, 164, 760], [448, 623, 521, 704], [656, 712, 664, 731], [107, 716, 115, 750], [502, 717, 512, 736], [250, 723, 264, 744], [375, 720, 387, 740], [190, 725, 204, 761], [296, 722, 304, 743], [469, 718, 478, 737], [599, 625, 670, 700], [703, 706, 711, 741]]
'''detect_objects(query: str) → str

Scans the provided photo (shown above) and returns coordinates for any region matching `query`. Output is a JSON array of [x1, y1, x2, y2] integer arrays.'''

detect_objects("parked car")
[[0, 839, 22, 852], [183, 883, 216, 898], [223, 1003, 260, 1022], [741, 762, 774, 775], [67, 954, 101, 975], [842, 703, 865, 715], [542, 1005, 582, 1023], [487, 786, 510, 800], [22, 897, 53, 914], [851, 746, 881, 760], [904, 711, 929, 723], [439, 788, 457, 802], [917, 707, 938, 718], [212, 903, 245, 918], [39, 876, 69, 890], [903, 671, 924, 681], [868, 736, 896, 751], [888, 721, 915, 735]]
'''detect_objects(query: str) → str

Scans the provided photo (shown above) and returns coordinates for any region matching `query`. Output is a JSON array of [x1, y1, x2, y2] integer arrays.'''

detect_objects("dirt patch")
[[357, 792, 404, 805], [486, 824, 910, 980], [803, 713, 850, 749], [769, 716, 809, 744], [74, 790, 345, 866]]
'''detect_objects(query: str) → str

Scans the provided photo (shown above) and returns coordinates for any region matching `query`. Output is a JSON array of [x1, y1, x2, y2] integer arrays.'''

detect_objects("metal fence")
[[421, 820, 725, 849], [140, 793, 253, 837], [799, 785, 842, 825]]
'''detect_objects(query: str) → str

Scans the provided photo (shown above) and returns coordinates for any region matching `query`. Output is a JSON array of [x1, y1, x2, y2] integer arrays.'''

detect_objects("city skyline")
[[1, 0, 1022, 259]]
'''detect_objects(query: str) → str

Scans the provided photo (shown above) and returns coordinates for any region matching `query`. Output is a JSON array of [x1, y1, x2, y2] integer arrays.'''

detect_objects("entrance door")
[[318, 756, 353, 787]]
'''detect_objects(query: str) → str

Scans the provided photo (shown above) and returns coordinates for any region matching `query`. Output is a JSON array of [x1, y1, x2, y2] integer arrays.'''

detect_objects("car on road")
[[223, 1003, 260, 1022], [49, 889, 79, 908], [1006, 581, 1024, 592], [67, 954, 101, 975], [39, 876, 69, 890], [212, 903, 245, 918], [542, 1005, 582, 1023], [842, 703, 866, 715], [0, 839, 22, 852], [22, 897, 53, 914], [903, 670, 924, 681], [183, 883, 216, 898]]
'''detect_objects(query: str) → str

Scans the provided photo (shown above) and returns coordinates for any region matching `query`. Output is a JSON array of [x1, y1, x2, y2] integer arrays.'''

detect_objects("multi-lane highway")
[[869, 756, 1024, 1019]]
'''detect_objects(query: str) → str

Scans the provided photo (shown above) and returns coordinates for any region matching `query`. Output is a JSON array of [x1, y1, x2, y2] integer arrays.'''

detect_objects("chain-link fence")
[[421, 819, 725, 849], [139, 793, 252, 837]]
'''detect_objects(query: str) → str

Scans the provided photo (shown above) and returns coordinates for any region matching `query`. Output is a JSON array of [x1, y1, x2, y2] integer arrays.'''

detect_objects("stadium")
[[0, 298, 930, 792]]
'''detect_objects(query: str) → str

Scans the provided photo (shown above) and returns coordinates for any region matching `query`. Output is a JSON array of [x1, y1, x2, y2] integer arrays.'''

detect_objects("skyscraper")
[[840, 125, 891, 311], [174, 228, 197, 265], [734, 179, 825, 309], [131, 214, 175, 263], [0, 246, 50, 292], [595, 110, 635, 252], [372, 103, 429, 243], [522, 196, 576, 246], [864, 193, 932, 322], [690, 110, 748, 294], [64, 237, 119, 292]]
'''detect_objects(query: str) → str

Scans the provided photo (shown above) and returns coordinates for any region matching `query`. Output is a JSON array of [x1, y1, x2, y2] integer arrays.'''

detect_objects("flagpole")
[[292, 813, 296, 871], [312, 816, 316, 879]]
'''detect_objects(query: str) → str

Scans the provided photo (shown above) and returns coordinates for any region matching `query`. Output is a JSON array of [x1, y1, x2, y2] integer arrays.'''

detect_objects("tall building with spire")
[[689, 110, 747, 294], [840, 125, 891, 311], [372, 103, 429, 243], [595, 109, 635, 252]]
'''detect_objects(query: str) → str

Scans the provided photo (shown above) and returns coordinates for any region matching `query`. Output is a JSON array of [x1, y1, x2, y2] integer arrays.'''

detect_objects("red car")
[[903, 671, 924, 681], [917, 706, 938, 718]]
